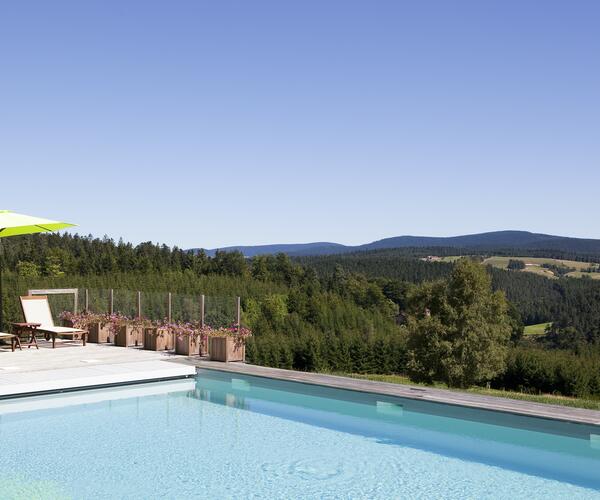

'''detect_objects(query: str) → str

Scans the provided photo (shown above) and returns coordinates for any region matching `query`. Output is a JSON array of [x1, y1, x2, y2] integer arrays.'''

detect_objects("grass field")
[[524, 322, 551, 335], [438, 255, 600, 279], [342, 373, 600, 411], [483, 256, 593, 271], [564, 271, 600, 280]]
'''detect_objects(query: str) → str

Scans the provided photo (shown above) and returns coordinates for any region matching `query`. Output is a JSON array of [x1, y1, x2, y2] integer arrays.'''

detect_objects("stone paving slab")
[[0, 342, 195, 398]]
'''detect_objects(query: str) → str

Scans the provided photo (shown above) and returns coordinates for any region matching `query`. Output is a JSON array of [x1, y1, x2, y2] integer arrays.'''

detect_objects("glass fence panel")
[[113, 289, 138, 318], [4, 283, 240, 328], [171, 293, 201, 323], [205, 296, 236, 328], [47, 293, 77, 321], [81, 288, 111, 314], [141, 291, 169, 321]]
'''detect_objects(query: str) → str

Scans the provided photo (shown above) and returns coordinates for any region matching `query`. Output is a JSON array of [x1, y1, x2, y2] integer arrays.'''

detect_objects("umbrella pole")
[[0, 239, 3, 331]]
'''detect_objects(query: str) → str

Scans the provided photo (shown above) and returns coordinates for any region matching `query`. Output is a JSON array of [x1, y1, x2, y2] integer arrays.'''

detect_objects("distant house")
[[420, 255, 442, 262]]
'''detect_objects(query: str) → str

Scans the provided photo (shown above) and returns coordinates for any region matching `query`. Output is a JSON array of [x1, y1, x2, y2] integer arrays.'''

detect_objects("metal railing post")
[[200, 294, 205, 327], [168, 292, 172, 323], [199, 294, 207, 356], [168, 292, 174, 351]]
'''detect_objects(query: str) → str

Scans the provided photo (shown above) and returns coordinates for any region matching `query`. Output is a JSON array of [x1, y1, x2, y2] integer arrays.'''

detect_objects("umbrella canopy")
[[0, 210, 75, 238], [0, 210, 76, 330]]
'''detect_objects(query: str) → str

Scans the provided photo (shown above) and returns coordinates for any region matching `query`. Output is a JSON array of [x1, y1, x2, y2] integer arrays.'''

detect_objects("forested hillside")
[[197, 230, 600, 258], [298, 248, 600, 328], [2, 233, 599, 400]]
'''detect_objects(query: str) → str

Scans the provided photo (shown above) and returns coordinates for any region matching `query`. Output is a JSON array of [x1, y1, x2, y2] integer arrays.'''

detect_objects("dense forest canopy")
[[1, 233, 599, 398], [298, 248, 600, 331]]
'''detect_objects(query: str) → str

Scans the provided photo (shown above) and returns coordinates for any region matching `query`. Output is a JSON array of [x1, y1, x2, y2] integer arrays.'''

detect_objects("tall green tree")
[[406, 259, 512, 387], [44, 254, 64, 277], [16, 260, 41, 278]]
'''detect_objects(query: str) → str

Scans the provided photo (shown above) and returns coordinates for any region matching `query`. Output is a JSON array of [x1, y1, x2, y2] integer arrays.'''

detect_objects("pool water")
[[0, 369, 599, 499]]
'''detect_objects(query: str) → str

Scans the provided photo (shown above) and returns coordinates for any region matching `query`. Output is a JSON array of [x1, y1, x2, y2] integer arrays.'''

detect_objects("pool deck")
[[0, 340, 195, 399], [182, 360, 600, 427], [2, 340, 599, 427]]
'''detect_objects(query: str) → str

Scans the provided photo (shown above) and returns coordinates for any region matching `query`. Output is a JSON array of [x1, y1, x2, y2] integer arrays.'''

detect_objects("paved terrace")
[[182, 359, 600, 427], [0, 340, 195, 398]]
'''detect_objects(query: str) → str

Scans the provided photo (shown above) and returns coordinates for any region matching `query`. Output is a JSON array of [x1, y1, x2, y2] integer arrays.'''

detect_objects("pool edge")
[[0, 373, 197, 401], [183, 359, 600, 427]]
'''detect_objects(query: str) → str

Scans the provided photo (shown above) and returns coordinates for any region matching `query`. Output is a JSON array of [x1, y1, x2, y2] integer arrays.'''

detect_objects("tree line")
[[2, 233, 599, 399]]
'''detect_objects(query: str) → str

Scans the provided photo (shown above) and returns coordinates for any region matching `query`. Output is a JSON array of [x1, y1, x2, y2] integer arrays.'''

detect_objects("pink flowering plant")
[[145, 319, 171, 337], [160, 321, 251, 345], [61, 311, 253, 348], [59, 311, 104, 330], [102, 313, 133, 336], [162, 321, 202, 339], [203, 324, 252, 347]]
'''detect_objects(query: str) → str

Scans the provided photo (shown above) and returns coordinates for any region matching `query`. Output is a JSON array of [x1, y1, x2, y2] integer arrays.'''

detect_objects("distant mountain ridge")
[[192, 231, 600, 257]]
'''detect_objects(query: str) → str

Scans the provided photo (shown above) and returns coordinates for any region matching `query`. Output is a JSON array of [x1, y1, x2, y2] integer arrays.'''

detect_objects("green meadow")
[[523, 322, 552, 336], [440, 255, 600, 279]]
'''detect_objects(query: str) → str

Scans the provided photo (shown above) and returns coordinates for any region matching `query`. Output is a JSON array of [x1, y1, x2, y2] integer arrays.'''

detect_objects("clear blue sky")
[[1, 1, 599, 249]]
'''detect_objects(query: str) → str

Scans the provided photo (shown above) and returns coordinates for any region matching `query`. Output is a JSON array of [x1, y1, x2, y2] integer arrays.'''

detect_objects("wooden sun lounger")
[[0, 332, 22, 352], [20, 296, 88, 348]]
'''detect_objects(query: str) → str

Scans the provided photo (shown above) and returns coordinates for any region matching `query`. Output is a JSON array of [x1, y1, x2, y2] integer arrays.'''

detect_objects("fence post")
[[109, 289, 114, 315], [168, 292, 172, 323], [200, 295, 205, 327], [236, 296, 241, 333], [137, 291, 142, 319], [199, 294, 206, 356], [85, 289, 89, 312]]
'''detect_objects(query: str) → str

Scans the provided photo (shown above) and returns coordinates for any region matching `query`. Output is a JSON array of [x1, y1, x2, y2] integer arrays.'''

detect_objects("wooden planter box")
[[175, 335, 200, 356], [209, 336, 245, 362], [63, 319, 111, 343], [114, 325, 144, 347], [143, 327, 173, 351], [87, 322, 113, 343], [200, 336, 209, 356]]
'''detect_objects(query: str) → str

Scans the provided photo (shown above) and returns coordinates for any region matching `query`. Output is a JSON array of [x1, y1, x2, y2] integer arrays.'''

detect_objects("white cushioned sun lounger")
[[20, 295, 87, 348]]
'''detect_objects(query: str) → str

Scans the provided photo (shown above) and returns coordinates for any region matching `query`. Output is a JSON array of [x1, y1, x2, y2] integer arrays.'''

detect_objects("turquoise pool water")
[[0, 369, 599, 499]]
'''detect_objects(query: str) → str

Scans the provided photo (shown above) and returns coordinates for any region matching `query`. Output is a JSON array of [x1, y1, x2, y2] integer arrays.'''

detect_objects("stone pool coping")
[[179, 359, 600, 427], [0, 343, 195, 399]]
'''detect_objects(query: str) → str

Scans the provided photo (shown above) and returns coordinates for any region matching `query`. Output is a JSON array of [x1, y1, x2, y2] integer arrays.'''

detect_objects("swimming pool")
[[0, 369, 599, 499]]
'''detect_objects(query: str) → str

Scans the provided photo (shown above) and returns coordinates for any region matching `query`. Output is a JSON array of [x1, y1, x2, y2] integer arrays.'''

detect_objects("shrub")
[[494, 347, 600, 398], [246, 330, 407, 375]]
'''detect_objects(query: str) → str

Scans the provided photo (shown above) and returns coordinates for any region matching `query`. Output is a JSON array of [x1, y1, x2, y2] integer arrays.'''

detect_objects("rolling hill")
[[193, 231, 600, 258]]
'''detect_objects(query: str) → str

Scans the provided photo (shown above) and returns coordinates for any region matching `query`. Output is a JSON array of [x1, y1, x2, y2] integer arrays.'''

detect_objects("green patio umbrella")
[[0, 210, 75, 330]]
